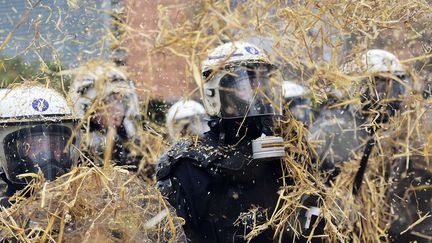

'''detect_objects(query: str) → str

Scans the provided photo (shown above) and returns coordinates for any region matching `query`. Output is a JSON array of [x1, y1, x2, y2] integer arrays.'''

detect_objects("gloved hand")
[[297, 193, 326, 242]]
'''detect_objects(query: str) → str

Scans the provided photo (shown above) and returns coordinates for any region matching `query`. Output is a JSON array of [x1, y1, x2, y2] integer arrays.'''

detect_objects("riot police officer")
[[0, 84, 187, 242], [68, 61, 143, 169], [156, 41, 322, 242], [309, 49, 410, 180], [0, 84, 81, 207]]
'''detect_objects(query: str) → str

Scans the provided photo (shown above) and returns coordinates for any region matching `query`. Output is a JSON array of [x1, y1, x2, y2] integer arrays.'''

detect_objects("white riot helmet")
[[0, 84, 80, 184], [341, 49, 406, 75], [341, 49, 409, 120], [202, 41, 282, 119], [165, 100, 210, 141], [68, 62, 141, 137], [341, 49, 409, 97], [202, 41, 285, 160]]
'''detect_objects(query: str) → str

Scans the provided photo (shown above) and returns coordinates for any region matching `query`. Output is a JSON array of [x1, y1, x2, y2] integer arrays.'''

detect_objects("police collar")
[[208, 117, 271, 145]]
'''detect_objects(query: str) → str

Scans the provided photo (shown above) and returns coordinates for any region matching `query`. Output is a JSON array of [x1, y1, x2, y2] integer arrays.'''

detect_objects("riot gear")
[[202, 41, 284, 160], [156, 41, 318, 242], [308, 50, 418, 241], [342, 49, 410, 123], [310, 49, 410, 172], [68, 61, 142, 168], [0, 84, 80, 206], [206, 63, 282, 119], [68, 62, 141, 137], [3, 125, 75, 183], [202, 41, 282, 119]]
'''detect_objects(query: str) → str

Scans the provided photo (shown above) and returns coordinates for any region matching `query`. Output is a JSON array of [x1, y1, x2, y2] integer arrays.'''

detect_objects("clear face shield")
[[217, 64, 285, 160], [362, 73, 409, 118], [218, 64, 282, 119], [3, 124, 76, 184]]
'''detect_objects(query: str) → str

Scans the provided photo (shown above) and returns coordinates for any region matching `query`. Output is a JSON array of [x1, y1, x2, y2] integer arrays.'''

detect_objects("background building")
[[124, 0, 192, 100], [0, 0, 192, 100]]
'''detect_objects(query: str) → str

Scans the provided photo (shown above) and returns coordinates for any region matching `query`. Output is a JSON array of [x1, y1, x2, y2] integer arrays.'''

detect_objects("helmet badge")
[[32, 98, 49, 112], [245, 46, 259, 55]]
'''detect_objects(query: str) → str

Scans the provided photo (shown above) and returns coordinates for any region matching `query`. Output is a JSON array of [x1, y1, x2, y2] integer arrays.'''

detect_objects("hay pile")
[[263, 96, 432, 242], [0, 166, 185, 242]]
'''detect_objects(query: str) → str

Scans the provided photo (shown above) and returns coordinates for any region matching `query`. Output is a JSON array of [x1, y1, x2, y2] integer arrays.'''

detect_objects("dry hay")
[[143, 0, 432, 242], [0, 166, 185, 242], [266, 94, 432, 242], [1, 0, 432, 242], [0, 76, 172, 242]]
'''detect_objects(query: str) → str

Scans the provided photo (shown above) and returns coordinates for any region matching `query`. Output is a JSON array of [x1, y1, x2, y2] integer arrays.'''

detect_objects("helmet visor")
[[3, 125, 75, 184], [219, 64, 282, 118], [372, 75, 407, 100]]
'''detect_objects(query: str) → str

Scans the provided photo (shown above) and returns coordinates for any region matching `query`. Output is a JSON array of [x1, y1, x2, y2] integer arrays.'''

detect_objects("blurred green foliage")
[[0, 57, 71, 91]]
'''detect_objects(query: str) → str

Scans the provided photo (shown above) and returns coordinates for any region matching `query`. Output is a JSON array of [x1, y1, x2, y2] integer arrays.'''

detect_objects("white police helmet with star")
[[201, 41, 282, 118], [0, 83, 80, 184], [68, 62, 141, 138], [0, 86, 75, 121], [202, 41, 271, 73], [341, 49, 406, 75]]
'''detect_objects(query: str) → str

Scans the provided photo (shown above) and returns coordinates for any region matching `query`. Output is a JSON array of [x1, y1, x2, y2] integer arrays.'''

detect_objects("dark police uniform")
[[156, 117, 327, 243], [156, 120, 285, 242], [0, 173, 24, 208]]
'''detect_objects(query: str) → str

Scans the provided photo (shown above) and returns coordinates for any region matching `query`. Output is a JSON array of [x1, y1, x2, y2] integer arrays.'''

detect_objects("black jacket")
[[0, 173, 25, 208], [156, 118, 294, 242]]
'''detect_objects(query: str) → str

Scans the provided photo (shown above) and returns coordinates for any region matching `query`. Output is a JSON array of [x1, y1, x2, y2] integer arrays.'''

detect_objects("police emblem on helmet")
[[32, 98, 49, 112], [245, 46, 259, 55]]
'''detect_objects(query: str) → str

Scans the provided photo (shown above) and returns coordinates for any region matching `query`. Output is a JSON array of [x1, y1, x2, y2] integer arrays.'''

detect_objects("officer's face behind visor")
[[365, 74, 408, 106], [362, 73, 409, 120], [95, 93, 126, 129], [3, 125, 75, 184], [218, 64, 282, 119]]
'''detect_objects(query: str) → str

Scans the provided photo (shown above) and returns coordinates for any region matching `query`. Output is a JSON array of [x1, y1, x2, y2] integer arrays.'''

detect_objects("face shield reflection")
[[218, 64, 282, 119], [3, 125, 75, 184], [362, 74, 409, 120]]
